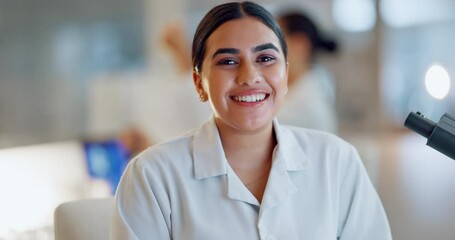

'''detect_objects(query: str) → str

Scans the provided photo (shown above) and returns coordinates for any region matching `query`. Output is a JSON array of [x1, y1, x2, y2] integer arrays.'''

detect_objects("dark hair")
[[279, 11, 337, 55], [192, 1, 287, 73]]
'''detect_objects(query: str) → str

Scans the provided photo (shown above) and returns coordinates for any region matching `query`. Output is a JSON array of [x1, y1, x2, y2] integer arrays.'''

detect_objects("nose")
[[236, 62, 262, 86]]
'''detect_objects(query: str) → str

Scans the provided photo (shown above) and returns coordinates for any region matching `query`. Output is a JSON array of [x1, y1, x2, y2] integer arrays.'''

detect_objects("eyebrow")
[[211, 48, 239, 59], [252, 43, 279, 53], [211, 43, 279, 59]]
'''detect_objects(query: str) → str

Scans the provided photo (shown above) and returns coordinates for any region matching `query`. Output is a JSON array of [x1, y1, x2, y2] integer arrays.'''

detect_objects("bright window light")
[[425, 64, 451, 99], [0, 141, 111, 238], [380, 0, 455, 28], [332, 0, 376, 32]]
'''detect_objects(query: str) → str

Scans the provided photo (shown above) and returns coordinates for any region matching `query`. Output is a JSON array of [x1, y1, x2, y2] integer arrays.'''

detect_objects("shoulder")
[[282, 124, 353, 152], [277, 124, 361, 173], [278, 124, 368, 190]]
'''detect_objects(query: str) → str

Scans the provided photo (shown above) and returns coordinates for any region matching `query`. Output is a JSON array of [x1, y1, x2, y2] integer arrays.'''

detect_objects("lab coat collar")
[[193, 117, 309, 208], [193, 116, 228, 180], [193, 117, 310, 180], [272, 118, 310, 171], [257, 119, 310, 210]]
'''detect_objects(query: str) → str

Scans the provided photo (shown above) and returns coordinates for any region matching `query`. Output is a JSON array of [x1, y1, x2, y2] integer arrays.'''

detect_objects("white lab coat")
[[111, 117, 392, 240], [278, 65, 338, 134]]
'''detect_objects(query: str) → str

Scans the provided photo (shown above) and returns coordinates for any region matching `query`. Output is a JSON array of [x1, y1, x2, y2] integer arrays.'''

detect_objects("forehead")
[[205, 17, 281, 52]]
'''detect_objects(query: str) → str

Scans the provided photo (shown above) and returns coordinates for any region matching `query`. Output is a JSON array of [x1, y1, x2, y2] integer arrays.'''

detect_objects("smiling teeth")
[[233, 93, 266, 102]]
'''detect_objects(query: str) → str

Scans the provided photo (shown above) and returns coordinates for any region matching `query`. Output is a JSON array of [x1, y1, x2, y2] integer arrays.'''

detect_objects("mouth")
[[230, 93, 270, 103]]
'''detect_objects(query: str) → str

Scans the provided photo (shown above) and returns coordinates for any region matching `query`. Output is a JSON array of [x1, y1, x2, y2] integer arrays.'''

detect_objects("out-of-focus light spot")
[[332, 0, 376, 32], [380, 0, 455, 28], [0, 141, 111, 238], [425, 64, 451, 99]]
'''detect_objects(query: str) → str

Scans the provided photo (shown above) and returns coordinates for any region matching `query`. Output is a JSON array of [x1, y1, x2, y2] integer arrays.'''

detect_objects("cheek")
[[204, 71, 232, 93], [200, 68, 216, 93], [268, 65, 288, 87], [202, 74, 222, 100]]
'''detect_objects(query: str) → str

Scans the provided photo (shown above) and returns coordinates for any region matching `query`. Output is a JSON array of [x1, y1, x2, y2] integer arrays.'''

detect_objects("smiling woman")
[[110, 2, 392, 240], [194, 16, 288, 135]]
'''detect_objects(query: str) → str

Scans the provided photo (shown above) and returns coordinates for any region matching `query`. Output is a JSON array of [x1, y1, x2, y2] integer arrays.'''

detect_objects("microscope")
[[404, 112, 455, 160]]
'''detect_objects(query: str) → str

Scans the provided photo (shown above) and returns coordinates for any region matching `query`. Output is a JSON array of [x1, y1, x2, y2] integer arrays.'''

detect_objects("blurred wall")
[[0, 0, 145, 147], [0, 0, 385, 148]]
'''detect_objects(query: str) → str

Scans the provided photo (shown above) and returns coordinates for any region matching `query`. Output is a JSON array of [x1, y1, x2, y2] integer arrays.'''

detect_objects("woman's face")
[[194, 17, 288, 133]]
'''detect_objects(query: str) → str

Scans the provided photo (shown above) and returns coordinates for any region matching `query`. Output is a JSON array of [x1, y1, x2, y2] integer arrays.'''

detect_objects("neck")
[[216, 120, 276, 170]]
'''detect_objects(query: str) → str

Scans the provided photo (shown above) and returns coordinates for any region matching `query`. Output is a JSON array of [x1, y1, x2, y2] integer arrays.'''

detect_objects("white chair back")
[[54, 197, 114, 240]]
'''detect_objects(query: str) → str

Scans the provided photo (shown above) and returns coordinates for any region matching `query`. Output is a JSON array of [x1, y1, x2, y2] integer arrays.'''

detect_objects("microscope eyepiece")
[[404, 112, 436, 138], [404, 111, 455, 160]]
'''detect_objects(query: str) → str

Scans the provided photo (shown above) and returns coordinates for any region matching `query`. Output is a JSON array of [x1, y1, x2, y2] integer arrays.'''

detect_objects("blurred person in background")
[[87, 20, 212, 187], [123, 19, 212, 153], [276, 10, 382, 187], [96, 20, 213, 158], [276, 10, 339, 134]]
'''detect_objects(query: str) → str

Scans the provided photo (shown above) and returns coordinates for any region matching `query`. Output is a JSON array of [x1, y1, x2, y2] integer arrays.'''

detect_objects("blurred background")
[[1, 0, 455, 239]]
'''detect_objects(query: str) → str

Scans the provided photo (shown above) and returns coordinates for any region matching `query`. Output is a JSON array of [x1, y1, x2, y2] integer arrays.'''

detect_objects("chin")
[[234, 116, 274, 133], [215, 110, 275, 133]]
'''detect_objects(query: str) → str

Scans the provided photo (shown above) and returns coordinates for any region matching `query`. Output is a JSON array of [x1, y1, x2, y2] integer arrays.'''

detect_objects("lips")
[[231, 93, 269, 102]]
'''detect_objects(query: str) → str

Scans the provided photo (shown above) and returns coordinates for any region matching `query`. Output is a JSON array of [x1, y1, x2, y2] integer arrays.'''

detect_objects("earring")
[[285, 87, 288, 95], [199, 93, 206, 102]]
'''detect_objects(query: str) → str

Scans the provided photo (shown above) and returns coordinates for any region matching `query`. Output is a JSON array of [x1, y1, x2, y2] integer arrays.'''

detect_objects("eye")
[[257, 55, 276, 63], [217, 58, 237, 66]]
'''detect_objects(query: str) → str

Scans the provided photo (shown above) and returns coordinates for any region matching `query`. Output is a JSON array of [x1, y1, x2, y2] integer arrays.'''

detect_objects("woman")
[[277, 11, 338, 133], [111, 2, 392, 239]]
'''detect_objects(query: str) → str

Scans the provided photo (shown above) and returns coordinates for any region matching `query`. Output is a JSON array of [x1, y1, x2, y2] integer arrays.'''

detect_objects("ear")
[[285, 61, 290, 88], [193, 71, 208, 102], [192, 71, 203, 94]]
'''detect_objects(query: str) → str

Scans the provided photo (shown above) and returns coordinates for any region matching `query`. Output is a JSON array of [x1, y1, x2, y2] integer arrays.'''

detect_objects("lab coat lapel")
[[260, 119, 310, 211], [227, 164, 261, 206], [259, 148, 298, 213], [193, 116, 258, 205], [193, 116, 227, 179]]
